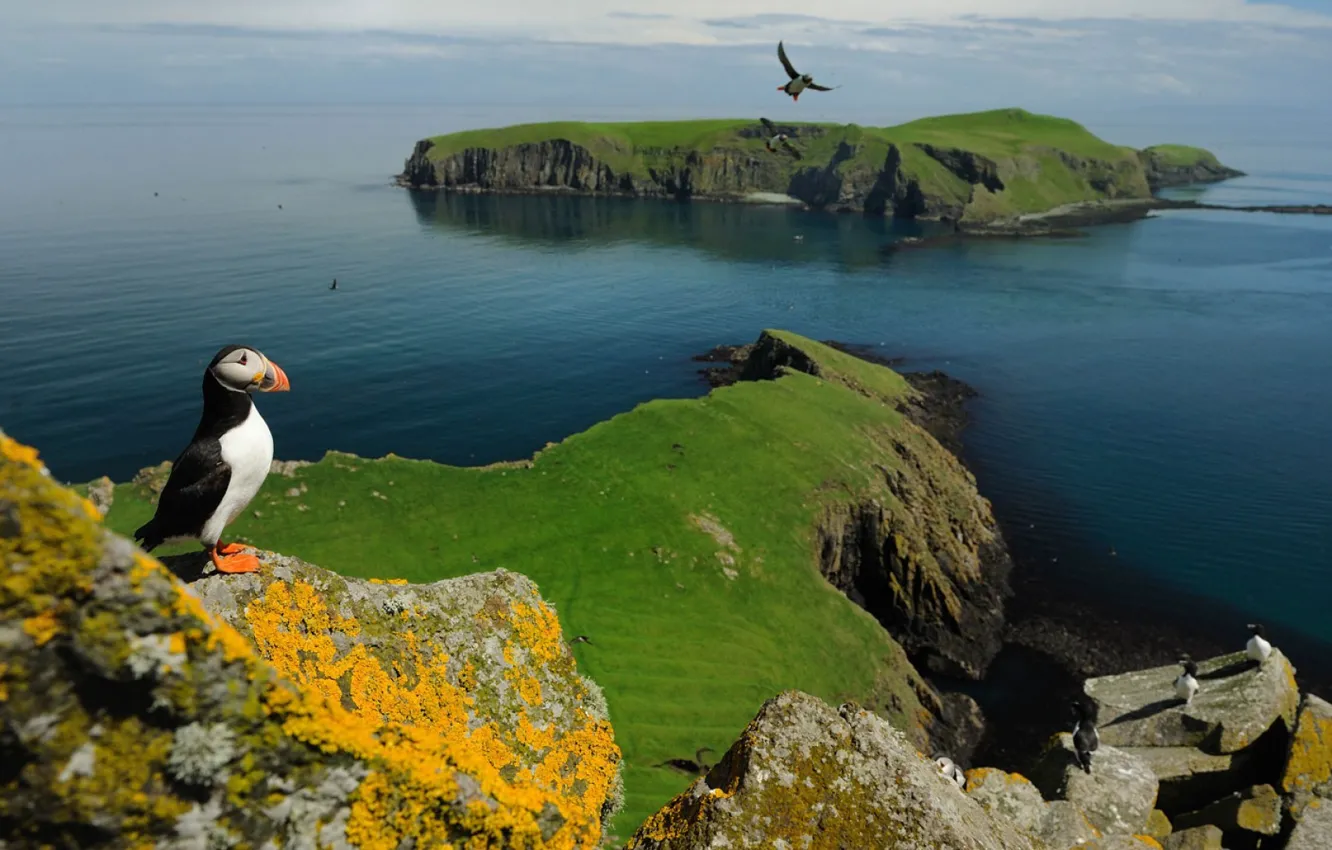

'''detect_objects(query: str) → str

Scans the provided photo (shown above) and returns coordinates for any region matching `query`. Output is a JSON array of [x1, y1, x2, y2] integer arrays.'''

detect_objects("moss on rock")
[[624, 691, 1042, 850], [0, 431, 621, 849]]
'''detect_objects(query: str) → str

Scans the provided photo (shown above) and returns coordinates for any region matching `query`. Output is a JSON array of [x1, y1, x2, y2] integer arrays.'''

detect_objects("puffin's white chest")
[[787, 77, 807, 94], [1175, 674, 1199, 702], [200, 405, 274, 544], [1247, 635, 1272, 662]]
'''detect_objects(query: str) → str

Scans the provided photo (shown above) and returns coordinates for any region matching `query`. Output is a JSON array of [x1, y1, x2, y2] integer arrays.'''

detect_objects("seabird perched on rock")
[[1174, 656, 1200, 705], [133, 345, 291, 575], [776, 41, 838, 102], [933, 755, 966, 788], [1246, 623, 1273, 664], [1070, 698, 1100, 775]]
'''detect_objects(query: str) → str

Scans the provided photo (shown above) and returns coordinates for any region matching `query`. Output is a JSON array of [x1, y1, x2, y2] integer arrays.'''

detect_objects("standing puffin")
[[1174, 656, 1200, 705], [776, 41, 837, 102], [134, 345, 291, 574], [1070, 698, 1100, 775], [1246, 623, 1273, 664]]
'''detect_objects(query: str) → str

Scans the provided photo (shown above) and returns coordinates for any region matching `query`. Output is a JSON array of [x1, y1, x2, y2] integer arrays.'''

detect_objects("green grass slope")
[[99, 332, 986, 838], [1140, 144, 1225, 168], [413, 108, 1235, 224]]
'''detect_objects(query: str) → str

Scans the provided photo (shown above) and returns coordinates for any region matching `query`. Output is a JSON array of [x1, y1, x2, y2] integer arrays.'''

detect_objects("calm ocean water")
[[1, 105, 1329, 658]]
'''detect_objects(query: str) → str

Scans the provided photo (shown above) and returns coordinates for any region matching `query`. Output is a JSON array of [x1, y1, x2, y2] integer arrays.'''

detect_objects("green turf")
[[414, 107, 1233, 223], [1140, 144, 1224, 168], [100, 331, 972, 839]]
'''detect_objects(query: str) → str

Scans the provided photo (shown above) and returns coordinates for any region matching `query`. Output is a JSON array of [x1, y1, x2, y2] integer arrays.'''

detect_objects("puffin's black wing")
[[133, 440, 231, 550], [760, 116, 777, 134], [807, 83, 838, 92], [777, 41, 800, 79], [781, 140, 803, 160]]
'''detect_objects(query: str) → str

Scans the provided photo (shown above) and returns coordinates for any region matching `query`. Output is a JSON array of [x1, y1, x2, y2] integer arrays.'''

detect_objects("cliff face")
[[398, 114, 1242, 225], [739, 331, 1010, 682], [0, 432, 621, 849]]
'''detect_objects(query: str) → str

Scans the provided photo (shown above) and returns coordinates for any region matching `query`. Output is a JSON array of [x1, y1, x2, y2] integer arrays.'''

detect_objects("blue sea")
[[1, 104, 1329, 668]]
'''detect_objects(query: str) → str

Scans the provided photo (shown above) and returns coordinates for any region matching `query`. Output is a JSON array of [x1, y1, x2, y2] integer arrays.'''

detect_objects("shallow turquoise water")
[[1, 105, 1329, 656]]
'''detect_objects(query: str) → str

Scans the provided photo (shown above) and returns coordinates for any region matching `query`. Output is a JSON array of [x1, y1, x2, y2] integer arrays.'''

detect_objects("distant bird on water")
[[1070, 698, 1100, 775], [1246, 623, 1273, 664], [330, 278, 338, 290], [776, 41, 837, 102], [1174, 656, 1200, 705], [133, 345, 291, 575], [933, 755, 966, 788]]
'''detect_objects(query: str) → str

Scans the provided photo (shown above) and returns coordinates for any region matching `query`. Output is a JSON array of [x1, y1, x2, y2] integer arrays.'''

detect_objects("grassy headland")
[[400, 108, 1242, 226], [99, 331, 1008, 836]]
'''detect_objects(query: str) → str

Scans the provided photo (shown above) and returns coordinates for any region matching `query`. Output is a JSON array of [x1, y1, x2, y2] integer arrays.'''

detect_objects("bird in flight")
[[776, 41, 838, 102]]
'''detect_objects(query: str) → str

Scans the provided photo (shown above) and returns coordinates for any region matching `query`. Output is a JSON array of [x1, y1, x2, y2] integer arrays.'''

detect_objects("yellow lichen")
[[22, 609, 60, 646], [1283, 699, 1332, 795], [1132, 837, 1164, 850]]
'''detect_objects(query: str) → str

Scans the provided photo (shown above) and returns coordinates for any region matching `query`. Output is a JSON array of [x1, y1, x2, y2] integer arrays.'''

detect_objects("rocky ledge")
[[0, 432, 622, 849]]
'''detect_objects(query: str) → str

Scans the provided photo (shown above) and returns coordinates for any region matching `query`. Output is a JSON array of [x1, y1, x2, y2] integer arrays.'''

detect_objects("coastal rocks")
[[1085, 651, 1300, 753], [916, 143, 1005, 193], [1163, 825, 1223, 850], [1281, 694, 1332, 816], [1138, 147, 1245, 191], [1041, 799, 1104, 847], [625, 691, 1043, 850], [1171, 783, 1282, 837], [85, 475, 114, 517], [1286, 799, 1332, 850], [964, 768, 1048, 835], [1031, 734, 1160, 837], [1119, 743, 1279, 815], [0, 431, 622, 849]]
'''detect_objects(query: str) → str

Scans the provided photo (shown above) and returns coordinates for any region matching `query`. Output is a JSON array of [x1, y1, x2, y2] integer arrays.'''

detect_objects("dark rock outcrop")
[[1139, 148, 1245, 191]]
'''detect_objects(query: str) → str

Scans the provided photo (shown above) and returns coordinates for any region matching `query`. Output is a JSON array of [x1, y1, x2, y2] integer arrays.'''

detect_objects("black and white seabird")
[[330, 278, 338, 290], [776, 41, 838, 102], [933, 755, 966, 788], [1071, 699, 1100, 775], [760, 117, 803, 159], [1246, 623, 1273, 663], [1174, 656, 1200, 705], [133, 345, 291, 575]]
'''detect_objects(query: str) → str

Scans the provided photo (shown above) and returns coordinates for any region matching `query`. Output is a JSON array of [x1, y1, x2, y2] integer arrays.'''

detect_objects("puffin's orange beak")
[[259, 360, 290, 392]]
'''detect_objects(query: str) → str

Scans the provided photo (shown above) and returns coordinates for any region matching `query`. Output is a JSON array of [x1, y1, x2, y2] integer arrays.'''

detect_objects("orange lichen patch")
[[0, 435, 41, 467], [962, 766, 1035, 794], [511, 602, 566, 667], [1283, 701, 1332, 794], [22, 609, 61, 646], [1132, 837, 1164, 850], [244, 578, 620, 850]]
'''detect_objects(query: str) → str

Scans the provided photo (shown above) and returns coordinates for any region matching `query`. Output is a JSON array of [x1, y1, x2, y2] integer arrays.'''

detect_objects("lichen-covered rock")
[[1282, 694, 1332, 817], [625, 691, 1043, 850], [1162, 825, 1222, 850], [965, 768, 1048, 835], [1145, 808, 1172, 841], [1038, 799, 1101, 848], [1287, 798, 1332, 850], [0, 432, 621, 849], [1118, 744, 1273, 815], [1031, 734, 1159, 837], [1081, 838, 1162, 850], [1085, 651, 1299, 753], [1170, 784, 1282, 837]]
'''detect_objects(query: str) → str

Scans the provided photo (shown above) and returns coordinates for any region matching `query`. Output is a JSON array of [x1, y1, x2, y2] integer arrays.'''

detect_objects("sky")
[[2, 0, 1330, 119]]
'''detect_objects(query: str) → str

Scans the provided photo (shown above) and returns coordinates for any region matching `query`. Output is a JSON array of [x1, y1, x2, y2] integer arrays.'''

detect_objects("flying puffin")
[[933, 755, 966, 789], [776, 41, 837, 102], [1070, 698, 1100, 775], [1174, 656, 1200, 705], [134, 345, 291, 574], [1246, 623, 1273, 664], [760, 117, 803, 159]]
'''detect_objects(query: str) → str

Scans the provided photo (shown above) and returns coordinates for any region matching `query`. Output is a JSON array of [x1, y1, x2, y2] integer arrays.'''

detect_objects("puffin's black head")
[[207, 345, 291, 394], [1248, 623, 1266, 637], [801, 73, 814, 84], [1180, 657, 1199, 677], [1070, 697, 1098, 723]]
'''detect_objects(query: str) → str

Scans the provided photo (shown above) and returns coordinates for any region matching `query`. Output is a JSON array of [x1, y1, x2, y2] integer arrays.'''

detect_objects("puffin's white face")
[[210, 346, 291, 394]]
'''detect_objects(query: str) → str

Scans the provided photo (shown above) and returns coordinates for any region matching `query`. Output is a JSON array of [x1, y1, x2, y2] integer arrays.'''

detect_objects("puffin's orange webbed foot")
[[216, 541, 246, 555], [211, 545, 261, 574]]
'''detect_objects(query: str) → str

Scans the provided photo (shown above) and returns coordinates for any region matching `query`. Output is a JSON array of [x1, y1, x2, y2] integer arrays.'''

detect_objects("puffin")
[[1070, 698, 1100, 775], [760, 117, 803, 159], [134, 345, 291, 574], [776, 41, 837, 102], [933, 755, 966, 788], [1174, 656, 1200, 705], [1246, 623, 1273, 663]]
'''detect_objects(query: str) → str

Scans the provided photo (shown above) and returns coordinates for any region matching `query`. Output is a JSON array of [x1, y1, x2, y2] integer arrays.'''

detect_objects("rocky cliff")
[[0, 432, 621, 849], [398, 110, 1242, 225]]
